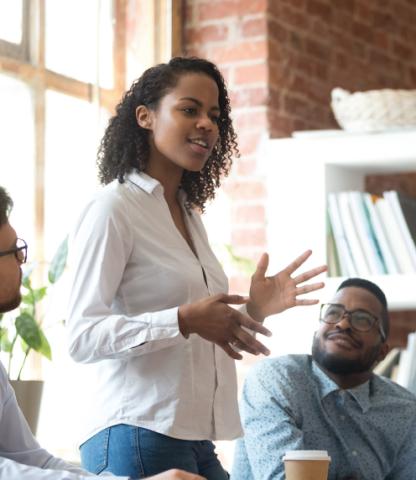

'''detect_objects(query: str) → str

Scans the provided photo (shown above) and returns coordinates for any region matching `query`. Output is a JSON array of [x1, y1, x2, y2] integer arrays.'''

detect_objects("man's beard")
[[311, 333, 381, 375], [0, 292, 21, 314]]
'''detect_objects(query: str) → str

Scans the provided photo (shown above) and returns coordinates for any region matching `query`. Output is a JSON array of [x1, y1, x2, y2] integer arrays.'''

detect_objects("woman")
[[66, 57, 326, 479]]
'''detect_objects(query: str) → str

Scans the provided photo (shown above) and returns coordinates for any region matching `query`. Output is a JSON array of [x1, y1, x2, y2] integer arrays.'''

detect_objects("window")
[[1, 0, 181, 460]]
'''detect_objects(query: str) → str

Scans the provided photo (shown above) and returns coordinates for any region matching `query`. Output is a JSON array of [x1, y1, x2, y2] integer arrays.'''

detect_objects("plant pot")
[[10, 379, 44, 435]]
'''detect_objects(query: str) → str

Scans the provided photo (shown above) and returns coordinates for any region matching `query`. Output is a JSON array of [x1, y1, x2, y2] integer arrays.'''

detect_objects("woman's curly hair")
[[97, 56, 239, 211]]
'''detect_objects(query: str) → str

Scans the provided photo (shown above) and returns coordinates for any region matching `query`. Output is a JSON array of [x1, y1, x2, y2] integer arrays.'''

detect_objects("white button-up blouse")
[[66, 172, 243, 444]]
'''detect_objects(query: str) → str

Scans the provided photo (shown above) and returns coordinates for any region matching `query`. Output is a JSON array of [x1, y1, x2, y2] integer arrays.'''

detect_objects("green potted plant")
[[0, 237, 68, 434]]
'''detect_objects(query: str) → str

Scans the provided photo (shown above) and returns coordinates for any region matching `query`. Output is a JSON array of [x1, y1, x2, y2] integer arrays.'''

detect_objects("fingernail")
[[266, 331, 272, 337], [264, 349, 271, 356]]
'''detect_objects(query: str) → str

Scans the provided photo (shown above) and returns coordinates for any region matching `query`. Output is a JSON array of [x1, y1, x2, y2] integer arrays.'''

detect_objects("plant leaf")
[[48, 237, 68, 284], [32, 286, 47, 302], [224, 244, 256, 276], [21, 292, 35, 305], [15, 313, 42, 351], [21, 264, 36, 289], [0, 327, 12, 352], [38, 330, 52, 360]]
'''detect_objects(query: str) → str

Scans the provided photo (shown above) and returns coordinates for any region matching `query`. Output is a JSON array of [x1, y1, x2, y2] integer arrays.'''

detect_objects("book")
[[374, 196, 415, 274], [395, 192, 416, 246], [396, 333, 416, 395], [327, 193, 356, 276], [348, 191, 386, 275], [337, 191, 371, 276], [384, 190, 416, 270], [363, 193, 398, 274], [326, 211, 341, 277]]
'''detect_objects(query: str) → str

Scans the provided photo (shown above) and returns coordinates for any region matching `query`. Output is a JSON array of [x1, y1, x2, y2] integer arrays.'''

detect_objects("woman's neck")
[[144, 164, 183, 208]]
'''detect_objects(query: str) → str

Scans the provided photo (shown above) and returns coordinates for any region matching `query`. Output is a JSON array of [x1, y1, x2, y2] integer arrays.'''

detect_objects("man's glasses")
[[319, 303, 386, 341], [0, 238, 28, 264]]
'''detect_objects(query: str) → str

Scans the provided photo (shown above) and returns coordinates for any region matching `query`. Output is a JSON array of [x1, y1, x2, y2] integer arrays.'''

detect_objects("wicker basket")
[[331, 87, 416, 133]]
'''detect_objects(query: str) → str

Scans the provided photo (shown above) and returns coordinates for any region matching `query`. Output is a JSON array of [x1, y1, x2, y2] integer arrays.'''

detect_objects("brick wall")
[[184, 0, 416, 293], [268, 0, 416, 137], [184, 0, 269, 293]]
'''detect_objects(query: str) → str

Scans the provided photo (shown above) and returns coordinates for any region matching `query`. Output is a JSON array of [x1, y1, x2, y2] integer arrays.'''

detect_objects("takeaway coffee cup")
[[283, 450, 331, 480]]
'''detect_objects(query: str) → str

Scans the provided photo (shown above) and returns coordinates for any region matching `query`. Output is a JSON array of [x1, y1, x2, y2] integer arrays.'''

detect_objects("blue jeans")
[[80, 424, 229, 479]]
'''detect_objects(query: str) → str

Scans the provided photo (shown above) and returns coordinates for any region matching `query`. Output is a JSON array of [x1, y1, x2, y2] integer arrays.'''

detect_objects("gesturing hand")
[[247, 250, 327, 322], [178, 293, 272, 360]]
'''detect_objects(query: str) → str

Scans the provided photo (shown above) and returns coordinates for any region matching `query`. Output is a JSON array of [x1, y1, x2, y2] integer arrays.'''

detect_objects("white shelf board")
[[259, 129, 416, 174]]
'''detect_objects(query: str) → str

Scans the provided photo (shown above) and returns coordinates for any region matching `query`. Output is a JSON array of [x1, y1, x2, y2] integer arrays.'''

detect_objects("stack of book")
[[327, 190, 416, 276]]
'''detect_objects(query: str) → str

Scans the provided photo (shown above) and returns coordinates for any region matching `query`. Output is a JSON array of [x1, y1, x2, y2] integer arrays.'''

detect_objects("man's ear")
[[136, 105, 153, 130], [376, 342, 390, 364]]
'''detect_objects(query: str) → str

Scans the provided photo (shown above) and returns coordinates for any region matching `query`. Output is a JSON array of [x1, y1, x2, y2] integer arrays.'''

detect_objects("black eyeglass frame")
[[319, 302, 386, 342], [0, 238, 28, 264]]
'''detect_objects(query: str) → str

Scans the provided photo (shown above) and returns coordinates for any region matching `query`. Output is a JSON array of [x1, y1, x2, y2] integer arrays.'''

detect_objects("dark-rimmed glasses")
[[320, 303, 386, 341], [0, 238, 28, 264]]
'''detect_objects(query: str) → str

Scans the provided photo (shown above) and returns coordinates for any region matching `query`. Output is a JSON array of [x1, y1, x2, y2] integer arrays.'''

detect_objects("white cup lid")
[[283, 450, 331, 461]]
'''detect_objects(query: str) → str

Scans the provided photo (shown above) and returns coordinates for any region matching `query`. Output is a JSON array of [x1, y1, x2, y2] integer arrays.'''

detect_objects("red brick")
[[372, 12, 398, 33], [234, 62, 268, 85], [305, 38, 330, 60], [225, 180, 266, 200], [395, 3, 416, 26], [393, 40, 414, 62], [232, 227, 267, 247], [230, 86, 269, 109], [354, 2, 373, 24], [232, 204, 265, 224], [373, 31, 390, 51], [242, 17, 267, 37], [208, 40, 268, 64], [235, 156, 259, 175], [268, 112, 294, 137], [369, 50, 397, 71], [233, 109, 269, 131], [233, 129, 264, 156], [185, 24, 228, 44], [352, 21, 373, 43], [268, 18, 289, 43], [279, 5, 309, 30], [198, 0, 267, 22], [331, 0, 355, 14], [307, 0, 332, 22]]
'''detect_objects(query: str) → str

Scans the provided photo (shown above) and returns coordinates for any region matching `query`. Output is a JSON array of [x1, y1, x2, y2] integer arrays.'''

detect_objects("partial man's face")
[[312, 286, 388, 375], [0, 222, 22, 313]]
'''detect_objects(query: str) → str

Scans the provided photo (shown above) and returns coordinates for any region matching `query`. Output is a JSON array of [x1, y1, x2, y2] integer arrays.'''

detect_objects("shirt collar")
[[312, 359, 372, 413], [125, 170, 188, 206], [125, 171, 162, 194]]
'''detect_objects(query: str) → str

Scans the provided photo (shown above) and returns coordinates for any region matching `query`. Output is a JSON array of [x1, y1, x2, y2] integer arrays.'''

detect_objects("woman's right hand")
[[178, 294, 272, 359]]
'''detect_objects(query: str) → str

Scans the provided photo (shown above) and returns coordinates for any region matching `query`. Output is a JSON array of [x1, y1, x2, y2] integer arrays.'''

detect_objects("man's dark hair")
[[337, 277, 389, 340], [0, 186, 13, 226], [97, 56, 239, 212]]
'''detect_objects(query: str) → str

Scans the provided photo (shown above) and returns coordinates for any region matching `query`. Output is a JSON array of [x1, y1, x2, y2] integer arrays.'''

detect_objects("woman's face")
[[137, 72, 221, 176]]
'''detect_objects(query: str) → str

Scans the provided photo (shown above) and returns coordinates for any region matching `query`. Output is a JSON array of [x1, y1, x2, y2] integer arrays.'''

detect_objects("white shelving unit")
[[260, 129, 416, 312]]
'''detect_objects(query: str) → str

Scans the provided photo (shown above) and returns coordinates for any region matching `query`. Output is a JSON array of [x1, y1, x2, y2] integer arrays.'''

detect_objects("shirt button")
[[352, 450, 358, 456]]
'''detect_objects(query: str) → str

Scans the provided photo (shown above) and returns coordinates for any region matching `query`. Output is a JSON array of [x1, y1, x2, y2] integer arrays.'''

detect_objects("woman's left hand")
[[247, 250, 327, 322]]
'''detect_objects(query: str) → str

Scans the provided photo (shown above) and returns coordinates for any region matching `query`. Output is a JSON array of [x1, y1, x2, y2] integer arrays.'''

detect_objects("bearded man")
[[231, 278, 416, 480]]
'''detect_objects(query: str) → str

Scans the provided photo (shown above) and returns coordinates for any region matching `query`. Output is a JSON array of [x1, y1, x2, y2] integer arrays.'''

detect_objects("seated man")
[[232, 278, 416, 480], [0, 185, 203, 480]]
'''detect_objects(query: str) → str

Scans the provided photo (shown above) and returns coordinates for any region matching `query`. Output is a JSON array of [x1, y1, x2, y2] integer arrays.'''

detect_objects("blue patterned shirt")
[[231, 355, 416, 480]]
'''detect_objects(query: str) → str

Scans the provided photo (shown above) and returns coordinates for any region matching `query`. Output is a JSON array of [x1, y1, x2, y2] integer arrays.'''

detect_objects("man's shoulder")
[[373, 374, 416, 406], [248, 354, 312, 383]]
